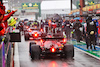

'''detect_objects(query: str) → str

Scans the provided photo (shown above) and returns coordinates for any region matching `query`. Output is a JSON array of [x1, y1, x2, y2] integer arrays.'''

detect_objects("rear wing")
[[41, 37, 64, 41]]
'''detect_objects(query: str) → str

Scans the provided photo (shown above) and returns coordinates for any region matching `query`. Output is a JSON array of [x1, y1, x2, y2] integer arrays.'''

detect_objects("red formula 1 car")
[[29, 35, 74, 60], [24, 27, 46, 41]]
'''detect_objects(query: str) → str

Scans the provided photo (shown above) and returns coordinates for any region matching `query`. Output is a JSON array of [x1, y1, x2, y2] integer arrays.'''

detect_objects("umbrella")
[[74, 17, 81, 20], [24, 19, 28, 21], [92, 19, 97, 21]]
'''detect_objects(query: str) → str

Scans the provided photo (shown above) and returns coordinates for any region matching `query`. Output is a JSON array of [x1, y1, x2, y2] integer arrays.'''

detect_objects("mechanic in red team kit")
[[0, 1, 17, 42]]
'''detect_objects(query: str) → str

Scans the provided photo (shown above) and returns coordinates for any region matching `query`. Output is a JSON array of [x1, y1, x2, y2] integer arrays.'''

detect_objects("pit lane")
[[15, 35, 100, 67]]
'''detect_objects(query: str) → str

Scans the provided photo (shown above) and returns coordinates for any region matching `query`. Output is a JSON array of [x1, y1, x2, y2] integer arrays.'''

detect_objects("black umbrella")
[[24, 19, 28, 21]]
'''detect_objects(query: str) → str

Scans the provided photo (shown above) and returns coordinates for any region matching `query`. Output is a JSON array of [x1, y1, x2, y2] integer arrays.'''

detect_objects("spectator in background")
[[40, 20, 44, 29], [19, 20, 24, 31], [27, 20, 32, 26], [52, 19, 57, 34], [86, 17, 97, 50], [57, 20, 62, 28], [81, 19, 86, 26], [70, 19, 75, 39], [73, 19, 83, 42], [44, 20, 49, 33], [94, 19, 98, 35], [62, 19, 66, 32], [94, 19, 98, 34], [83, 20, 90, 48], [65, 20, 72, 39], [18, 20, 24, 35], [44, 20, 49, 25], [97, 19, 100, 37], [31, 20, 39, 27]]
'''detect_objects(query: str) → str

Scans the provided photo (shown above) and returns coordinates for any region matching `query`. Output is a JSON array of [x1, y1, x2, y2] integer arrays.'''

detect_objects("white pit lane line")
[[75, 47, 100, 60], [14, 42, 20, 67]]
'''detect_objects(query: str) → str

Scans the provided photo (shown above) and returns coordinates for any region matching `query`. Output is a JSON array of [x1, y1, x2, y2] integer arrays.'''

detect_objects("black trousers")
[[65, 30, 70, 39], [86, 34, 96, 50], [75, 31, 82, 42]]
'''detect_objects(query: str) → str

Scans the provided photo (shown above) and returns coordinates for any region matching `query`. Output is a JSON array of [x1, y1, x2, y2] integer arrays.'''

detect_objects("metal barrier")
[[0, 38, 6, 67], [0, 41, 2, 67], [0, 27, 13, 67]]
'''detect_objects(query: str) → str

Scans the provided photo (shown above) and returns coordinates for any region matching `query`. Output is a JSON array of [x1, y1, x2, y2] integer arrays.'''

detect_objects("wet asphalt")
[[17, 35, 100, 67]]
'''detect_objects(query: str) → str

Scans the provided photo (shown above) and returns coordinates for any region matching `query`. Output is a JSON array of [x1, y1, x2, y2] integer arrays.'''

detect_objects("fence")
[[0, 27, 14, 67]]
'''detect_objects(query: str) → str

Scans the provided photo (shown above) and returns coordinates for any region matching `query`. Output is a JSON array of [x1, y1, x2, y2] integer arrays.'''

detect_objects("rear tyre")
[[29, 42, 36, 54], [31, 45, 40, 60], [64, 44, 74, 59]]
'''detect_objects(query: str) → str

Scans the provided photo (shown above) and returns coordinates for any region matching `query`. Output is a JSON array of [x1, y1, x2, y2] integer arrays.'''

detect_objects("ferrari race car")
[[24, 27, 46, 40], [29, 36, 74, 60]]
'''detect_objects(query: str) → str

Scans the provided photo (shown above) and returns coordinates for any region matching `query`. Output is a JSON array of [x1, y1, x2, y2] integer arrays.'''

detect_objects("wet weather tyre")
[[29, 42, 36, 54], [64, 44, 74, 59], [31, 45, 40, 60]]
